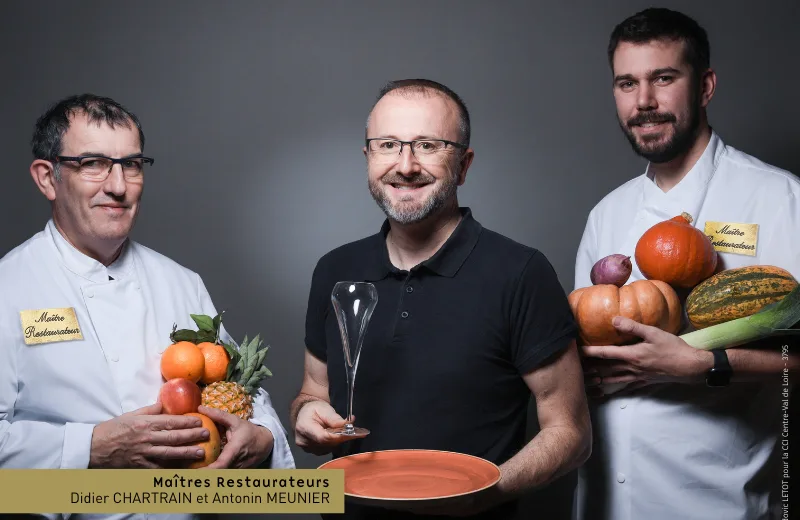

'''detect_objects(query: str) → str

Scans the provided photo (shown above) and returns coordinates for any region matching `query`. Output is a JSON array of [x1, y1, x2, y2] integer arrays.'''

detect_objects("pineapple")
[[201, 335, 272, 420]]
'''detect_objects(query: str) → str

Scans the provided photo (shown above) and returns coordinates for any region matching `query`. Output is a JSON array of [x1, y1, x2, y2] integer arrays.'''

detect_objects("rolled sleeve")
[[249, 388, 296, 469], [60, 422, 95, 469]]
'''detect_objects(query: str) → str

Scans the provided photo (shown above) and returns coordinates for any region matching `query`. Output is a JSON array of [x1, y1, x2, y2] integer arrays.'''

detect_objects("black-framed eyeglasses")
[[54, 155, 154, 181], [365, 138, 467, 164]]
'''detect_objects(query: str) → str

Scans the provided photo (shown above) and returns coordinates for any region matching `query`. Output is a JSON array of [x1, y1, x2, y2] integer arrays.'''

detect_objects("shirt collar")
[[46, 219, 136, 283], [363, 207, 482, 281], [642, 129, 726, 218]]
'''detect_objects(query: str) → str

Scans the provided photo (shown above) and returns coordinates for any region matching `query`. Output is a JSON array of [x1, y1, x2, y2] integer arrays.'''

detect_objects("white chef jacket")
[[0, 220, 296, 520], [573, 131, 800, 520]]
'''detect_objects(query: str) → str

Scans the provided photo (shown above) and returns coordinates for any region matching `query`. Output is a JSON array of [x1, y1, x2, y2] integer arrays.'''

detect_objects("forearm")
[[729, 341, 799, 380], [497, 421, 591, 497], [694, 338, 799, 382], [1, 419, 94, 469]]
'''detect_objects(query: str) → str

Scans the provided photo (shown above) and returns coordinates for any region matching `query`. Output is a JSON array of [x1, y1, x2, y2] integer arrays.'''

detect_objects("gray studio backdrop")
[[1, 1, 798, 519]]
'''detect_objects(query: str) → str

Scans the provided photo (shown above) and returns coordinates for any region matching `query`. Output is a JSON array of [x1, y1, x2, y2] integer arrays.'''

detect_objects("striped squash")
[[686, 265, 798, 329]]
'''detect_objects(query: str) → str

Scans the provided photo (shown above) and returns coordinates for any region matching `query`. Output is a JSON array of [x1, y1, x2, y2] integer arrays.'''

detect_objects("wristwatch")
[[706, 349, 732, 387]]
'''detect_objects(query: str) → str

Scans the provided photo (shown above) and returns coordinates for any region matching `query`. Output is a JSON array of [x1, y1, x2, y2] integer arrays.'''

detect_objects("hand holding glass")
[[326, 281, 378, 437]]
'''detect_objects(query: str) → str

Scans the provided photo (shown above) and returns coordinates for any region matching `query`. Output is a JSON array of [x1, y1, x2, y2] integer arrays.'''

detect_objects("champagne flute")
[[326, 281, 378, 437]]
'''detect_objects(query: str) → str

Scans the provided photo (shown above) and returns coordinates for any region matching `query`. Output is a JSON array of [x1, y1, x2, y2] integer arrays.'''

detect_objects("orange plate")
[[318, 449, 501, 511]]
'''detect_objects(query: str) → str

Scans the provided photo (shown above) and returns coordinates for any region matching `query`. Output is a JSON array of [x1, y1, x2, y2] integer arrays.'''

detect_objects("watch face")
[[706, 368, 731, 387]]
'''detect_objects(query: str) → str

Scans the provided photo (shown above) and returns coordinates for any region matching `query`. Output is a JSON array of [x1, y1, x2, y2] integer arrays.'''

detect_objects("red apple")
[[159, 378, 201, 415]]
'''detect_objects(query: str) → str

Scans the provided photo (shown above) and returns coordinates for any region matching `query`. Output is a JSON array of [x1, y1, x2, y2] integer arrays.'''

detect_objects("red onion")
[[590, 254, 632, 287]]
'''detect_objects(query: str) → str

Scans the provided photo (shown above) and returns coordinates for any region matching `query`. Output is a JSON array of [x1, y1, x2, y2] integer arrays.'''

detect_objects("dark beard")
[[619, 96, 701, 163]]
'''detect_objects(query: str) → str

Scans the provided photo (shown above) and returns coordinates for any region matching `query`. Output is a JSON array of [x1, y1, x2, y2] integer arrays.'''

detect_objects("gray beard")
[[369, 173, 458, 225]]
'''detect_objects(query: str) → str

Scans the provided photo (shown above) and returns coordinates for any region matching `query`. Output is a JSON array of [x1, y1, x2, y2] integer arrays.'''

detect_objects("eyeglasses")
[[54, 155, 154, 181], [365, 138, 467, 164]]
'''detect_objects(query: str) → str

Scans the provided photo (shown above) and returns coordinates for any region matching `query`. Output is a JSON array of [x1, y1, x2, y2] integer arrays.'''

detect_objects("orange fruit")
[[161, 341, 205, 383], [182, 412, 221, 469], [197, 342, 230, 384]]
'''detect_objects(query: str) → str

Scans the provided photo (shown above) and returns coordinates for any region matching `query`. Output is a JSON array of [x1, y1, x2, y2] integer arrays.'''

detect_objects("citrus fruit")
[[181, 412, 221, 469], [197, 342, 230, 384], [161, 341, 205, 382]]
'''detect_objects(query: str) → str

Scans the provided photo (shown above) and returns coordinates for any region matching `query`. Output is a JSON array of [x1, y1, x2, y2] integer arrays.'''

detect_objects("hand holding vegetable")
[[582, 316, 713, 396]]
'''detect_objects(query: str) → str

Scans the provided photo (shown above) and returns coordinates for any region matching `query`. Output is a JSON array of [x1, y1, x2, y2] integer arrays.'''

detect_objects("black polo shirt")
[[306, 208, 577, 516]]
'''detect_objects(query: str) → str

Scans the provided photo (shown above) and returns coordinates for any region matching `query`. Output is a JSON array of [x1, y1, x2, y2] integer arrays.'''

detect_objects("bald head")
[[365, 79, 470, 146]]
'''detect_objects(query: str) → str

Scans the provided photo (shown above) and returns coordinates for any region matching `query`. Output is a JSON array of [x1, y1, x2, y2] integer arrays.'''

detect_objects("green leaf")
[[170, 329, 199, 343], [190, 314, 215, 332], [213, 311, 226, 344], [254, 365, 272, 379], [221, 340, 241, 380], [238, 335, 252, 374], [240, 335, 262, 384], [220, 340, 239, 359], [245, 366, 272, 394], [196, 330, 216, 343]]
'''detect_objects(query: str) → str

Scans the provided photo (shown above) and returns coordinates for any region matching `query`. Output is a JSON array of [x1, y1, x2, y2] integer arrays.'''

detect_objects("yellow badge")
[[704, 221, 759, 256], [19, 307, 84, 345]]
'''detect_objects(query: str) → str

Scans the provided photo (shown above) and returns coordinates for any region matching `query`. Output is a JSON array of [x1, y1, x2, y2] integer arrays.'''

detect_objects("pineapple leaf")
[[234, 335, 251, 382], [253, 365, 272, 380], [191, 314, 215, 332], [221, 340, 241, 381], [244, 366, 272, 395], [254, 344, 270, 371], [240, 335, 263, 384]]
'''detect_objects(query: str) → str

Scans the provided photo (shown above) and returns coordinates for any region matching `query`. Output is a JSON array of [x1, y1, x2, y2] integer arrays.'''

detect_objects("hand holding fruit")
[[88, 402, 210, 469], [157, 312, 274, 468], [198, 405, 274, 469], [582, 316, 713, 396]]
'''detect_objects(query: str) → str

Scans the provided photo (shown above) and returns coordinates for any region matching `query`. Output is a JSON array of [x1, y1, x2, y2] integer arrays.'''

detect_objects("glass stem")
[[345, 366, 355, 432]]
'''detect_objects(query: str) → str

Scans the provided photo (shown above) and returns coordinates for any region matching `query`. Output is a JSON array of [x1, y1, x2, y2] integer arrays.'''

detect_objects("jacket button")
[[617, 472, 626, 483], [401, 311, 409, 318], [406, 286, 413, 293]]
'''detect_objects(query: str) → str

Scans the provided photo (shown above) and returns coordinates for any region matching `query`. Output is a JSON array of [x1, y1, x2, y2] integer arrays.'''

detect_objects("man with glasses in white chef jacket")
[[0, 94, 295, 502], [573, 8, 800, 520]]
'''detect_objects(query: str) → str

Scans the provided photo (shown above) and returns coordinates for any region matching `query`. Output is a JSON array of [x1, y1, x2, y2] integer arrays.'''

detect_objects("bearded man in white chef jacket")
[[0, 94, 295, 489], [573, 8, 799, 520]]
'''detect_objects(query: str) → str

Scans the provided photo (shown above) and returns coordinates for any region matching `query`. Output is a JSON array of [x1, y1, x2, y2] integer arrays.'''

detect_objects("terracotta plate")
[[318, 449, 501, 511]]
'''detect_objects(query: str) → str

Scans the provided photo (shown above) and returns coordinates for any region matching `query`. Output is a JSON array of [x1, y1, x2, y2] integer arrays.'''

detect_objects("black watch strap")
[[706, 349, 732, 387]]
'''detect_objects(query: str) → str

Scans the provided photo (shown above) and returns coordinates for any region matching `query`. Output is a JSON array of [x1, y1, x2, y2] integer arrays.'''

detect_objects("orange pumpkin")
[[634, 212, 718, 288], [568, 279, 682, 345]]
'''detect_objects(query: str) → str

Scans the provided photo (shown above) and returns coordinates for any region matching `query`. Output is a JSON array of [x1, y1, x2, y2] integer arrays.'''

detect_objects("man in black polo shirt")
[[290, 79, 591, 518]]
